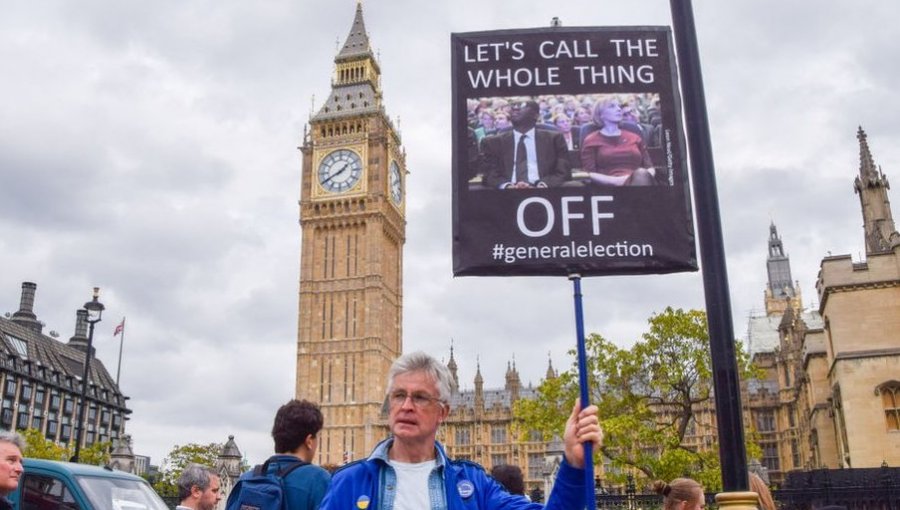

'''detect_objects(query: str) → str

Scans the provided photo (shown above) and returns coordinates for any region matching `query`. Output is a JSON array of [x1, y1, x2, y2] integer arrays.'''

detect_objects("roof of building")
[[448, 386, 537, 411], [746, 309, 823, 356], [1, 284, 129, 412], [315, 83, 380, 121]]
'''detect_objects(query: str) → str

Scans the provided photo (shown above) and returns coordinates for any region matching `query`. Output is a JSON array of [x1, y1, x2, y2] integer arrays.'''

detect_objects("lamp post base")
[[715, 491, 760, 510]]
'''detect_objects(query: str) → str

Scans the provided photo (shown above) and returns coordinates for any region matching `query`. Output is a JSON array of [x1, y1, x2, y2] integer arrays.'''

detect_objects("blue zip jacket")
[[319, 439, 587, 510]]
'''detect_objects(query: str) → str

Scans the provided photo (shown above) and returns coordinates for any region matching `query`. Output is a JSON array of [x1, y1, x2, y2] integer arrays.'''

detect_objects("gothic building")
[[746, 128, 900, 483], [745, 223, 824, 484], [296, 3, 407, 465], [0, 282, 130, 450], [816, 128, 900, 468], [438, 349, 545, 493]]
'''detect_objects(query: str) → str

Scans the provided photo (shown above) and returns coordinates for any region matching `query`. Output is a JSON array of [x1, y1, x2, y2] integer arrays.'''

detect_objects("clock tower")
[[296, 2, 406, 465]]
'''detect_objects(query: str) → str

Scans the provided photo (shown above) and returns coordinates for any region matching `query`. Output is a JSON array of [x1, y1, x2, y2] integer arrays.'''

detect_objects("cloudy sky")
[[1, 1, 897, 466]]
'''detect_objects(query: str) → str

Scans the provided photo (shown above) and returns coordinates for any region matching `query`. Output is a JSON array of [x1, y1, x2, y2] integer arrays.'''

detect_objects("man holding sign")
[[319, 351, 602, 510], [481, 99, 571, 189]]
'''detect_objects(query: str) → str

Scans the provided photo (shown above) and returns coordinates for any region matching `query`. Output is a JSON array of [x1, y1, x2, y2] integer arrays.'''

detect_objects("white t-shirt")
[[388, 458, 437, 510]]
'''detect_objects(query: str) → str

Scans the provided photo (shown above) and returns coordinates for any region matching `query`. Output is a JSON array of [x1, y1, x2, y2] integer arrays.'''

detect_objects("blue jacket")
[[319, 439, 587, 510]]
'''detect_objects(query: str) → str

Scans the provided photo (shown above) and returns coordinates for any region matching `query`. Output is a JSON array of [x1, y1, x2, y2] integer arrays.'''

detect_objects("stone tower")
[[854, 127, 900, 255], [296, 2, 406, 465], [764, 222, 802, 316]]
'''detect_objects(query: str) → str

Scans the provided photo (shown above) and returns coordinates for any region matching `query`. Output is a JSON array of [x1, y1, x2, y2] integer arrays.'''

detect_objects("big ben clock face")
[[318, 149, 363, 193], [389, 161, 402, 204]]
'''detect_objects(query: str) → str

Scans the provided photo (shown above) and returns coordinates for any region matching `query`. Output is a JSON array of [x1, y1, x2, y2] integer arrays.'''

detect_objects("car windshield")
[[75, 475, 169, 510]]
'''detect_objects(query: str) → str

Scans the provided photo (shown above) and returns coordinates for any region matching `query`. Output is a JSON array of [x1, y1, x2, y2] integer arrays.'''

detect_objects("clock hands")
[[321, 161, 350, 185]]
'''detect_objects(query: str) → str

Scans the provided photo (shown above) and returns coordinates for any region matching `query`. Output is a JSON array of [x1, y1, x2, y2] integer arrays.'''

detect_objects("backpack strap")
[[275, 459, 309, 478], [255, 458, 309, 478]]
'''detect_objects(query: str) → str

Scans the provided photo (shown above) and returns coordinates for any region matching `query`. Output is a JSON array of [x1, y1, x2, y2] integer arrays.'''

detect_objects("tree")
[[22, 428, 69, 461], [153, 442, 223, 498], [21, 428, 111, 466], [515, 307, 760, 491]]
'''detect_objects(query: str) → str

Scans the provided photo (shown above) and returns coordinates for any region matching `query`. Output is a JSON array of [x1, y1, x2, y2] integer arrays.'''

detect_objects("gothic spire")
[[312, 2, 382, 122], [858, 126, 879, 181], [337, 1, 372, 61], [447, 341, 459, 393], [764, 222, 801, 316], [766, 222, 794, 298], [853, 127, 899, 254]]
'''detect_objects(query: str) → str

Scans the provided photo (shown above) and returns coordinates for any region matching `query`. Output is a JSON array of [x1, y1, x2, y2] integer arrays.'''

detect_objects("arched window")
[[876, 381, 900, 431]]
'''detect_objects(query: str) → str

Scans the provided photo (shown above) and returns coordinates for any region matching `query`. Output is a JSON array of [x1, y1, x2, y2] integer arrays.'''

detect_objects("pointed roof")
[[447, 341, 457, 372], [337, 2, 372, 61], [545, 352, 557, 380], [220, 435, 242, 458], [858, 126, 879, 181]]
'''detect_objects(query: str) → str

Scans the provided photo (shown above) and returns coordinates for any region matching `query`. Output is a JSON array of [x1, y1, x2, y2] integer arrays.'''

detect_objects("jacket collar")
[[368, 437, 449, 470]]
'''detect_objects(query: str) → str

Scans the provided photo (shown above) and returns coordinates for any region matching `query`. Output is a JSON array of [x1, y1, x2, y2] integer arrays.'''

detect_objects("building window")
[[60, 425, 71, 441], [46, 421, 58, 438], [455, 428, 471, 445], [31, 416, 43, 430], [491, 426, 507, 444], [0, 409, 12, 427], [527, 453, 543, 479], [762, 442, 779, 472], [63, 398, 74, 414], [49, 394, 60, 411], [4, 380, 16, 398], [490, 454, 506, 467], [100, 411, 110, 426], [34, 388, 45, 407], [755, 410, 775, 432], [20, 384, 32, 403], [16, 411, 29, 430], [880, 383, 900, 430]]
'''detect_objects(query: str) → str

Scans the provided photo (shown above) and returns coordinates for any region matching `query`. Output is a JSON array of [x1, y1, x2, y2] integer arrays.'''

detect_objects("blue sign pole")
[[569, 273, 596, 509]]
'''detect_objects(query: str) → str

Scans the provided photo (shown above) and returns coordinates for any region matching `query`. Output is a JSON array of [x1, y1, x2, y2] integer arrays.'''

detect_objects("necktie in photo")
[[515, 134, 528, 183]]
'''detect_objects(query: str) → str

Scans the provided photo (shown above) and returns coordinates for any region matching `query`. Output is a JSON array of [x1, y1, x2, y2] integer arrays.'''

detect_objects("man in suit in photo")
[[481, 99, 571, 189]]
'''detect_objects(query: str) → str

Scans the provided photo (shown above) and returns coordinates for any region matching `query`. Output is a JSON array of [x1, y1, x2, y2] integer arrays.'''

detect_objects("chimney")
[[68, 309, 93, 356], [10, 282, 43, 333]]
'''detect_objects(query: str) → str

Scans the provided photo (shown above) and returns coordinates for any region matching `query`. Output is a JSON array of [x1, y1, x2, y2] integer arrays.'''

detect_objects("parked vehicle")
[[9, 459, 169, 510]]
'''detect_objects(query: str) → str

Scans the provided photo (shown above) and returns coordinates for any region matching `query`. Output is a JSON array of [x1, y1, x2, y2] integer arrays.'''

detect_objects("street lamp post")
[[72, 287, 104, 463]]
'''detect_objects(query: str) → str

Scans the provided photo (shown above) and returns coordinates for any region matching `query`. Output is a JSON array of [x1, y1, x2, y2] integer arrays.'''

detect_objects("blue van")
[[10, 459, 169, 510]]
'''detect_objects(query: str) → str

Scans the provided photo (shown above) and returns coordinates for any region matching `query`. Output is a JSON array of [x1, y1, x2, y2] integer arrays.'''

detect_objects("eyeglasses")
[[389, 390, 444, 408]]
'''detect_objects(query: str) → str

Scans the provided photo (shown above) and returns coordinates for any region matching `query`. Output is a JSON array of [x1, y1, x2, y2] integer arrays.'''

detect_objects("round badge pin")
[[457, 480, 475, 499], [356, 495, 370, 510]]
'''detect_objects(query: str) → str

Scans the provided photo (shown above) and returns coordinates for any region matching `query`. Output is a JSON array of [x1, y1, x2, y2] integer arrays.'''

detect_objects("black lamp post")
[[72, 287, 104, 463]]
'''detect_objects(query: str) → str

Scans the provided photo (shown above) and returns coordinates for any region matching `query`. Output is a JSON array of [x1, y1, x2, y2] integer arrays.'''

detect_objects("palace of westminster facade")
[[2, 2, 897, 493]]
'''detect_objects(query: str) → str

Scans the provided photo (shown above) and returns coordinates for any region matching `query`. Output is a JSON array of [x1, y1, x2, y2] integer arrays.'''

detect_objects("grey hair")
[[177, 464, 217, 501], [387, 351, 453, 402], [0, 431, 25, 451]]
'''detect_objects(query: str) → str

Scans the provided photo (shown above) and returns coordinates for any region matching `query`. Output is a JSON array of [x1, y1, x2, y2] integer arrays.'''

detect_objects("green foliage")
[[153, 443, 222, 498], [80, 441, 112, 466], [21, 428, 111, 466], [515, 307, 759, 492], [22, 428, 69, 461]]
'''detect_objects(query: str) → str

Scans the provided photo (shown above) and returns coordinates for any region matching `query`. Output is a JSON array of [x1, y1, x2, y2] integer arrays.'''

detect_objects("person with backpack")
[[228, 399, 331, 510]]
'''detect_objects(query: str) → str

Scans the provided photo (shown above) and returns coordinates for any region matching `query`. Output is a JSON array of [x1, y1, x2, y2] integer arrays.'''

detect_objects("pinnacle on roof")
[[857, 126, 879, 181], [337, 1, 372, 61]]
